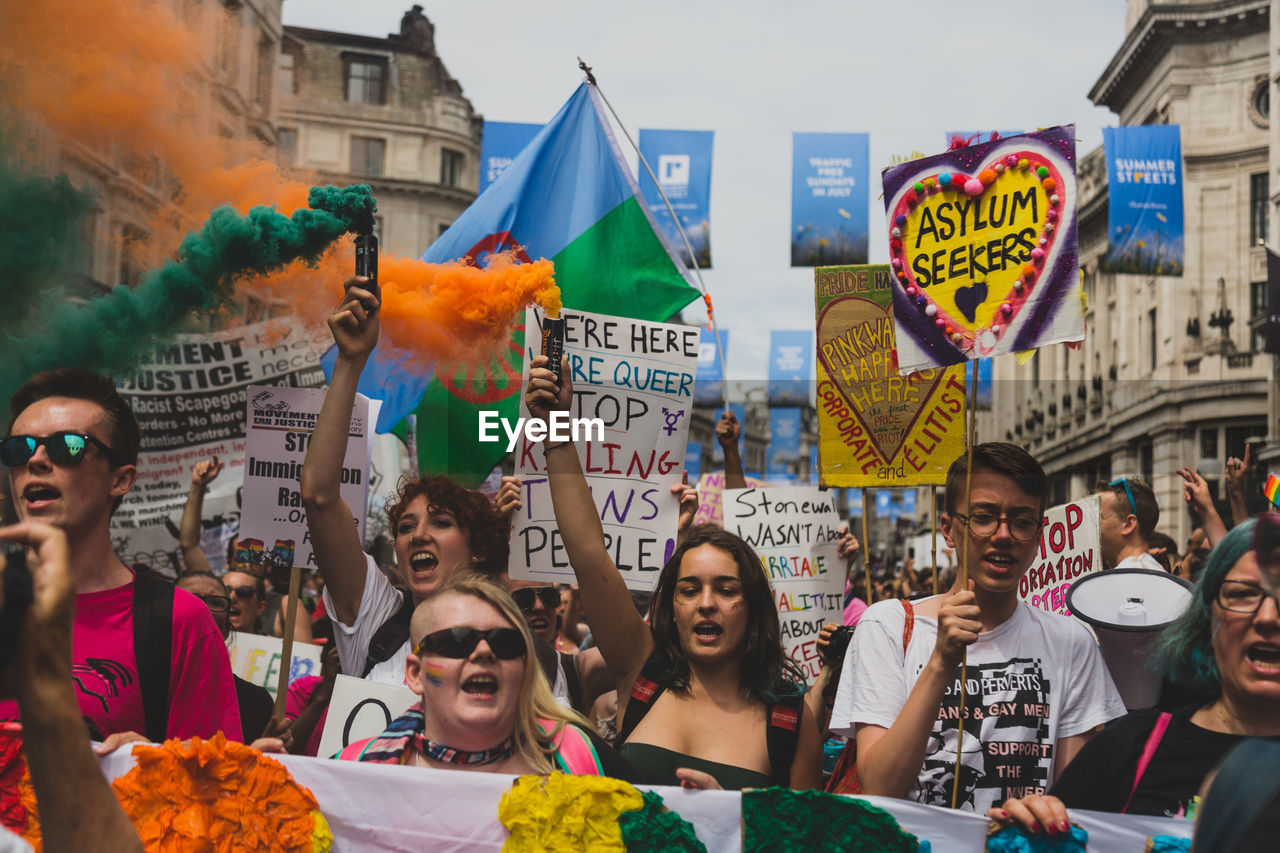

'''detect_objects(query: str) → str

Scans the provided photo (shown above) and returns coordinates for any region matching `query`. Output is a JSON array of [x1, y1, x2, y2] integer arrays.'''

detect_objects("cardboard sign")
[[112, 322, 331, 574], [239, 385, 377, 569], [881, 126, 1083, 372], [316, 674, 418, 760], [1019, 496, 1101, 616], [693, 471, 767, 527], [722, 487, 844, 685], [815, 264, 967, 486], [508, 308, 698, 590], [226, 633, 323, 698]]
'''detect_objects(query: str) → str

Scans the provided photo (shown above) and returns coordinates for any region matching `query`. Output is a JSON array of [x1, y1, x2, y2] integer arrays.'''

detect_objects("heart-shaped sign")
[[884, 135, 1074, 360], [816, 294, 945, 463]]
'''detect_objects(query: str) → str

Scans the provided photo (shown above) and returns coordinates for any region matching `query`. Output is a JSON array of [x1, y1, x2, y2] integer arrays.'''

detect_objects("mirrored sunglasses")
[[0, 432, 119, 467]]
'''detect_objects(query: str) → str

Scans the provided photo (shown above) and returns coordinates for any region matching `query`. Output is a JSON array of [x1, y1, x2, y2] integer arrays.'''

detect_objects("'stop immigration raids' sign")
[[508, 308, 699, 589], [239, 385, 377, 569], [1020, 495, 1101, 617], [722, 486, 844, 685], [880, 126, 1083, 373], [815, 265, 967, 487]]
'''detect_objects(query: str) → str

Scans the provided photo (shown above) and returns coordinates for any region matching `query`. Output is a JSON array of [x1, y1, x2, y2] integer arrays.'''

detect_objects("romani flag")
[[335, 81, 701, 486]]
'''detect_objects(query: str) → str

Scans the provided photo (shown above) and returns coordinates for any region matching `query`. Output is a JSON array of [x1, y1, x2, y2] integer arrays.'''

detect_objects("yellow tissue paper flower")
[[499, 773, 643, 852]]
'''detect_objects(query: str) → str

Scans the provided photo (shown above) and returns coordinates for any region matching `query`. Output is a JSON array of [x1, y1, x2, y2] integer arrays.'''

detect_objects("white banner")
[[508, 308, 699, 589], [239, 386, 377, 570], [722, 486, 845, 684], [226, 633, 323, 698], [112, 321, 331, 574], [316, 674, 418, 760], [1020, 496, 1101, 617]]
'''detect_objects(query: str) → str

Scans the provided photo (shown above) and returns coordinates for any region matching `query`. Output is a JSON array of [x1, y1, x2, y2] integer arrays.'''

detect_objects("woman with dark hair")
[[989, 517, 1280, 831], [526, 355, 821, 790], [300, 278, 509, 684]]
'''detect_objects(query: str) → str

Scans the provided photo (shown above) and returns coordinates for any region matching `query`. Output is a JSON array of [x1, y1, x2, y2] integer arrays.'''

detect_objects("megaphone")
[[1066, 569, 1194, 711]]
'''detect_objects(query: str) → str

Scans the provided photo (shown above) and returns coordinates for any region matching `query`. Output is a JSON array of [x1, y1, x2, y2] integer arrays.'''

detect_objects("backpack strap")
[[616, 653, 668, 745], [1121, 711, 1173, 814], [900, 598, 915, 652], [765, 687, 804, 786], [560, 652, 586, 715], [362, 592, 414, 677], [543, 720, 604, 776], [132, 572, 174, 743]]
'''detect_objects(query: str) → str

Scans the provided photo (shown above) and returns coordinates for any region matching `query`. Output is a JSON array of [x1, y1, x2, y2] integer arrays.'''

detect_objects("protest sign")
[[693, 470, 767, 527], [507, 308, 699, 589], [1019, 496, 1101, 616], [815, 264, 967, 486], [239, 385, 377, 570], [227, 633, 323, 698], [317, 674, 418, 760], [112, 322, 330, 574], [881, 126, 1082, 372], [791, 132, 869, 267], [1102, 125, 1184, 275], [723, 486, 844, 684]]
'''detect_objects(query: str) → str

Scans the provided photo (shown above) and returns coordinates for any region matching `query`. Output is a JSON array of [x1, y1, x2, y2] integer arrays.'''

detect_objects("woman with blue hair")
[[988, 518, 1280, 832]]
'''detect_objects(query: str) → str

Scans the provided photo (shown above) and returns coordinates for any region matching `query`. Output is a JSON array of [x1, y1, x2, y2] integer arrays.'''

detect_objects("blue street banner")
[[712, 401, 747, 464], [479, 121, 542, 194], [1102, 125, 1184, 275], [766, 407, 803, 482], [638, 128, 714, 268], [902, 489, 917, 517], [809, 446, 819, 485], [694, 327, 727, 404], [791, 132, 869, 267], [768, 330, 812, 406], [685, 441, 703, 481], [976, 358, 993, 409]]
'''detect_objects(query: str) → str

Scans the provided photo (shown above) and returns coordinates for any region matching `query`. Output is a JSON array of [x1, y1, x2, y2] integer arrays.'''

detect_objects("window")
[[345, 56, 386, 105], [278, 51, 295, 96], [1148, 307, 1157, 372], [440, 148, 464, 187], [118, 224, 149, 288], [1139, 442, 1154, 484], [1031, 351, 1039, 387], [437, 222, 452, 238], [277, 128, 297, 167], [254, 37, 274, 110], [350, 136, 385, 176], [1251, 173, 1269, 245], [1252, 280, 1267, 317]]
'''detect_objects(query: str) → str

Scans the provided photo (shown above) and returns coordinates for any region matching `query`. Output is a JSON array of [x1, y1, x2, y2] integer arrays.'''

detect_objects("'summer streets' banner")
[[791, 132, 869, 267], [638, 128, 714, 268], [112, 322, 330, 574], [507, 308, 698, 589], [880, 126, 1083, 372], [723, 486, 844, 685], [479, 120, 542, 193], [1102, 125, 1184, 275], [815, 265, 966, 486]]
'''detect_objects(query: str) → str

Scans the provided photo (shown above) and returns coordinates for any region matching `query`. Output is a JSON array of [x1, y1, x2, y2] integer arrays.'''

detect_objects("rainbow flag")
[[1265, 473, 1280, 508], [327, 82, 699, 486]]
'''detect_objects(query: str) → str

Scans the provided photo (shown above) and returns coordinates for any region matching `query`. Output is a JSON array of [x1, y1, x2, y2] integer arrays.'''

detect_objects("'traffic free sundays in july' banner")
[[507, 307, 699, 590], [815, 264, 966, 487], [880, 126, 1084, 372], [722, 486, 844, 685]]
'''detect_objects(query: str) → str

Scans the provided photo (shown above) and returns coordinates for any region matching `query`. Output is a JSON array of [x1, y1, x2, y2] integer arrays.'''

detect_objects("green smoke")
[[0, 184, 376, 400], [307, 184, 376, 234]]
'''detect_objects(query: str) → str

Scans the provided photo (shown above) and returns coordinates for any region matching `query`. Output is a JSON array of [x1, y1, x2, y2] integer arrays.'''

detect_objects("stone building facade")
[[987, 0, 1276, 544]]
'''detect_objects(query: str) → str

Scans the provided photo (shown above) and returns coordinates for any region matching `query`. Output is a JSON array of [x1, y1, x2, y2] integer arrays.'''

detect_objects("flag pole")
[[579, 57, 729, 414], [861, 487, 871, 606], [950, 357, 980, 809], [931, 485, 939, 595]]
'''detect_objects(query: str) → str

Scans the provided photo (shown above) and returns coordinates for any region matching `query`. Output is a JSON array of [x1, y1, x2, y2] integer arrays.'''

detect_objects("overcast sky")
[[283, 0, 1129, 380]]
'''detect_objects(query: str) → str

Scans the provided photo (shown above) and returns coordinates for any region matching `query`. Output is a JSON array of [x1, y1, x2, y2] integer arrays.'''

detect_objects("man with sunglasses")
[[1096, 476, 1165, 572], [0, 368, 240, 746], [833, 443, 1124, 815]]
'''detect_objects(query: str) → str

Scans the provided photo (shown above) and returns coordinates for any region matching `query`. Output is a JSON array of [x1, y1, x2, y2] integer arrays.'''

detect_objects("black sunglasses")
[[511, 587, 561, 611], [197, 594, 231, 612], [412, 626, 526, 659], [0, 432, 120, 468], [230, 585, 258, 600]]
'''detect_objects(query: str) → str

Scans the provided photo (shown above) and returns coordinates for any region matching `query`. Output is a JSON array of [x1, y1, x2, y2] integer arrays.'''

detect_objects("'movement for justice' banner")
[[509, 308, 698, 589], [768, 329, 812, 405], [723, 486, 844, 685], [881, 126, 1083, 373], [479, 120, 542, 194], [1102, 125, 1184, 276], [113, 322, 330, 574], [638, 128, 714, 268], [815, 265, 966, 486], [791, 132, 869, 267]]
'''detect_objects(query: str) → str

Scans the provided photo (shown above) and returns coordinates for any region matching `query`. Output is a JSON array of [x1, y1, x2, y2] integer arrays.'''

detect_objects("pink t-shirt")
[[284, 675, 329, 757], [0, 581, 241, 742]]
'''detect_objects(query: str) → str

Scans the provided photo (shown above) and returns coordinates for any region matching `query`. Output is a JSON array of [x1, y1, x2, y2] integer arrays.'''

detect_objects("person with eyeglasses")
[[989, 517, 1280, 832], [336, 575, 634, 779], [0, 368, 241, 748], [1096, 476, 1166, 572], [831, 442, 1124, 815]]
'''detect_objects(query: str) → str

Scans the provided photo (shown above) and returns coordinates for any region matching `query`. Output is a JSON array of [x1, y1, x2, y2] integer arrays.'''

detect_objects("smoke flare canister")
[[355, 233, 379, 299], [541, 317, 564, 384]]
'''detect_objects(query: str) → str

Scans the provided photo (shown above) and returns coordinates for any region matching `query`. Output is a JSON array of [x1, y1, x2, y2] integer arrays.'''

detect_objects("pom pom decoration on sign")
[[881, 126, 1083, 373]]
